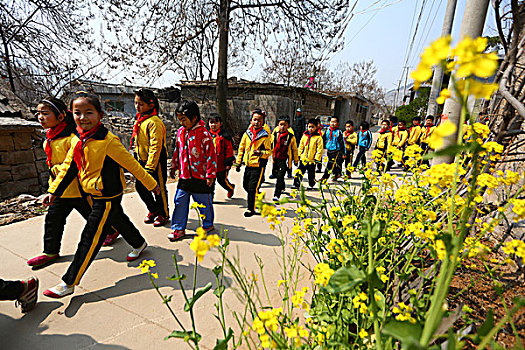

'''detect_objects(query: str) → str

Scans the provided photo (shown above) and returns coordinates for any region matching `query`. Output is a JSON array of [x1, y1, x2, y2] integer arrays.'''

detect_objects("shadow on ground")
[[63, 246, 232, 318], [0, 301, 129, 349]]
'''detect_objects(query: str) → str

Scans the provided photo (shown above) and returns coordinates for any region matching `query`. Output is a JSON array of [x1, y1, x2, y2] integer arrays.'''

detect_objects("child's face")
[[345, 124, 353, 132], [134, 96, 155, 115], [209, 119, 221, 132], [307, 123, 316, 134], [177, 113, 197, 130], [72, 98, 103, 131], [37, 103, 63, 129], [425, 118, 433, 126], [278, 120, 289, 133], [413, 119, 420, 126], [399, 121, 406, 129], [251, 114, 264, 129], [381, 121, 389, 129], [330, 118, 339, 129]]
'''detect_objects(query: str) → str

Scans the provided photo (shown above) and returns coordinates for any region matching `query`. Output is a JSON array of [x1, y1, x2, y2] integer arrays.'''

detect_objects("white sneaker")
[[127, 242, 147, 261], [43, 282, 74, 298], [272, 196, 279, 201]]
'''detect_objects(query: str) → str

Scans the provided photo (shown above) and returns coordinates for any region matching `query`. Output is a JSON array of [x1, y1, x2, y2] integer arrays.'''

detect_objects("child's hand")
[[151, 185, 161, 195], [225, 165, 231, 171], [41, 193, 56, 207], [169, 164, 177, 179], [342, 155, 346, 159], [206, 178, 214, 187]]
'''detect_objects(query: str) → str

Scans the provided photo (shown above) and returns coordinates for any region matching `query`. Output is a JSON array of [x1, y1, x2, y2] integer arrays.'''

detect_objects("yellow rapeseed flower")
[[436, 88, 452, 104], [137, 259, 156, 274], [206, 234, 221, 248], [190, 237, 210, 262], [428, 122, 457, 149]]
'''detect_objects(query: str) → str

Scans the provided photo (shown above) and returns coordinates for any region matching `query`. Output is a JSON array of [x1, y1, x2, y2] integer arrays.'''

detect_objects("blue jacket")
[[357, 130, 373, 149], [323, 128, 345, 152]]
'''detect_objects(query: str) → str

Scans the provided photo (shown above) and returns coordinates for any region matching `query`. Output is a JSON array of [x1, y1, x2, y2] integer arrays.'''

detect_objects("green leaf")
[[212, 265, 223, 276], [368, 269, 385, 289], [213, 328, 234, 350], [164, 330, 202, 343], [167, 274, 186, 281], [382, 320, 424, 350], [324, 265, 366, 294], [474, 309, 494, 344], [214, 285, 225, 298], [184, 282, 213, 312]]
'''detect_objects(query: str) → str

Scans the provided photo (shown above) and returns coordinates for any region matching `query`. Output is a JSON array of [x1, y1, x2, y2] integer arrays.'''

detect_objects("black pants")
[[0, 279, 23, 300], [243, 166, 265, 212], [44, 197, 117, 255], [353, 146, 368, 168], [216, 170, 234, 192], [316, 161, 322, 172], [44, 197, 92, 255], [63, 196, 146, 286], [344, 149, 354, 175], [136, 156, 169, 218], [322, 150, 343, 179], [293, 161, 316, 188], [273, 159, 288, 197]]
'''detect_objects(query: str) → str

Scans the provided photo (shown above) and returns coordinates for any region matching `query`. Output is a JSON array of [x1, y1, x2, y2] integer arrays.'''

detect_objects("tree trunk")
[[0, 27, 16, 93], [216, 0, 230, 122]]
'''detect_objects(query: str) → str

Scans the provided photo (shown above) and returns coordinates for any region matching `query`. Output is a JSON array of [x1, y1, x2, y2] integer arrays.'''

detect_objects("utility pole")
[[435, 0, 490, 164], [426, 0, 458, 118]]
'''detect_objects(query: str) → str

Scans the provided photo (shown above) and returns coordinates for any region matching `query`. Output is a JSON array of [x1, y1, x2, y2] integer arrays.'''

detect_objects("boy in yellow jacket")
[[407, 116, 423, 146], [387, 120, 409, 171], [375, 120, 393, 172], [291, 119, 323, 190], [235, 109, 272, 217], [271, 116, 298, 201], [343, 120, 357, 177]]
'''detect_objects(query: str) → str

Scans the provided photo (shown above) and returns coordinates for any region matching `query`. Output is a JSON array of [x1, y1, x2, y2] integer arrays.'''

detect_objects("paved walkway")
[[0, 166, 328, 349]]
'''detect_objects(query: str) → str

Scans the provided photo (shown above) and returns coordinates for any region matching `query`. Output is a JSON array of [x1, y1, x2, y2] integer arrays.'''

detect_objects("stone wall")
[[0, 127, 47, 199], [104, 112, 176, 154]]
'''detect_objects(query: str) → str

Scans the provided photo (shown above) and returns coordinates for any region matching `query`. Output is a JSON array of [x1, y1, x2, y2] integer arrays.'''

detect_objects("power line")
[[410, 0, 444, 68]]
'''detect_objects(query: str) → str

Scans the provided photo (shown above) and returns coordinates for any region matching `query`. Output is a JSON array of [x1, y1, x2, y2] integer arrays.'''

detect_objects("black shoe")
[[291, 185, 299, 190], [269, 174, 276, 179], [244, 210, 256, 217]]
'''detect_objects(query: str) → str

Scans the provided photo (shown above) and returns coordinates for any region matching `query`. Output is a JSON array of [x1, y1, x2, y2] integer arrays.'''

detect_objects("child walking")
[[27, 98, 117, 268], [352, 121, 373, 168], [169, 101, 217, 241], [407, 116, 423, 146], [292, 119, 323, 190], [321, 116, 345, 181], [271, 116, 298, 201], [387, 119, 408, 171], [132, 88, 169, 227], [208, 114, 235, 198], [375, 119, 393, 172], [235, 109, 272, 217], [42, 92, 159, 298], [343, 120, 357, 177]]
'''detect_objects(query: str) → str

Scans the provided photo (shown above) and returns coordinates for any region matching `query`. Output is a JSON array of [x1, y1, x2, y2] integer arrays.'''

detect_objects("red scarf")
[[379, 127, 389, 134], [425, 123, 434, 136], [44, 121, 68, 167], [249, 125, 262, 151], [329, 127, 337, 141], [130, 110, 156, 148], [209, 127, 222, 155], [397, 125, 406, 137], [344, 129, 354, 138], [273, 131, 289, 158], [303, 130, 318, 146], [73, 122, 102, 171]]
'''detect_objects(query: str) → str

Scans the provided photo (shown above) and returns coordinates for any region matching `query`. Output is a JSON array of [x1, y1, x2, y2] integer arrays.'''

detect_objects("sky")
[[146, 0, 499, 92]]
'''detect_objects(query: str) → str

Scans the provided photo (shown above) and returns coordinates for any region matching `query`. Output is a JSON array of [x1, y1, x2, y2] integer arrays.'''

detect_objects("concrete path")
[[0, 166, 332, 350]]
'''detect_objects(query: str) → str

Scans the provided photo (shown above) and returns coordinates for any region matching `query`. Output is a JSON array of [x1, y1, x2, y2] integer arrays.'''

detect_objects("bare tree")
[[96, 0, 355, 121], [0, 0, 100, 104]]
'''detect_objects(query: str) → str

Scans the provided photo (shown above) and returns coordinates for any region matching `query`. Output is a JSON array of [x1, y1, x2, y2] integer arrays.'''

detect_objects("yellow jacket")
[[49, 126, 157, 198], [376, 131, 392, 151], [271, 130, 299, 167], [298, 132, 323, 164], [408, 125, 423, 145], [344, 131, 358, 151], [236, 127, 272, 167], [392, 129, 409, 149], [133, 115, 167, 171], [420, 126, 435, 144], [45, 133, 82, 198]]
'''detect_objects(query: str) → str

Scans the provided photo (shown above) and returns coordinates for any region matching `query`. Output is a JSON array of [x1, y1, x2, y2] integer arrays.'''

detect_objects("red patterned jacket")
[[209, 128, 235, 172], [172, 120, 217, 180]]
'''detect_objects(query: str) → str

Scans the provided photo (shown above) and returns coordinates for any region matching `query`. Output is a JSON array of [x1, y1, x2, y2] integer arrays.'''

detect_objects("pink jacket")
[[172, 120, 217, 180]]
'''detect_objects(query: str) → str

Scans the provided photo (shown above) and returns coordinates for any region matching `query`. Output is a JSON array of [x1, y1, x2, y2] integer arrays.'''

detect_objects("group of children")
[[3, 87, 438, 310]]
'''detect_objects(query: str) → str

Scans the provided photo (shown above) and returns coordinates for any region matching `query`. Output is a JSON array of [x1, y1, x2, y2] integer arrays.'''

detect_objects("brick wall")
[[0, 129, 47, 199]]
